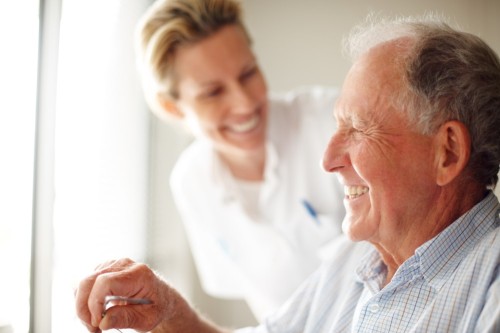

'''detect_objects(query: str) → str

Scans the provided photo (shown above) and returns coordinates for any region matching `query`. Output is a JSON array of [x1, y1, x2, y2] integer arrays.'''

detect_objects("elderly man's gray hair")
[[345, 14, 500, 188]]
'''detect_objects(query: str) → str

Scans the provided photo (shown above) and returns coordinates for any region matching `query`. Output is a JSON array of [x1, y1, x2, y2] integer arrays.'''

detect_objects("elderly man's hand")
[[75, 258, 173, 332]]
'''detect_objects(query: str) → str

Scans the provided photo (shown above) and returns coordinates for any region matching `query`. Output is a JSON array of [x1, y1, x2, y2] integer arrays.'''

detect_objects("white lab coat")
[[170, 86, 345, 319]]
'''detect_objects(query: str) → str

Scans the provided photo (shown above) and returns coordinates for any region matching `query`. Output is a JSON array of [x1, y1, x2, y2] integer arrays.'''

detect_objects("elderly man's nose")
[[322, 134, 346, 173]]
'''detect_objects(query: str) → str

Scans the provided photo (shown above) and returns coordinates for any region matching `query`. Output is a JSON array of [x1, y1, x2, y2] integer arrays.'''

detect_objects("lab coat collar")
[[211, 142, 280, 206]]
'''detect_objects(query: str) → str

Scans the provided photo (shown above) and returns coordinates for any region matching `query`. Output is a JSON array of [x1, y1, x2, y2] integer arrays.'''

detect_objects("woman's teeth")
[[344, 185, 369, 199], [229, 115, 259, 133]]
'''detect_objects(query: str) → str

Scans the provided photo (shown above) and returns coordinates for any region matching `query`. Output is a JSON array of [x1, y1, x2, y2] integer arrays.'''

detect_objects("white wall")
[[149, 0, 500, 328], [243, 0, 500, 92]]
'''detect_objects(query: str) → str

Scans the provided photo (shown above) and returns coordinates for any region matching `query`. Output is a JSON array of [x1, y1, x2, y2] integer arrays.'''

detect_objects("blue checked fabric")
[[236, 192, 500, 333]]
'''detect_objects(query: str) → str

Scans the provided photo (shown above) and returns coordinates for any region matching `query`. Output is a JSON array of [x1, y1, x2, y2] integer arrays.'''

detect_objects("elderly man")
[[76, 17, 500, 333]]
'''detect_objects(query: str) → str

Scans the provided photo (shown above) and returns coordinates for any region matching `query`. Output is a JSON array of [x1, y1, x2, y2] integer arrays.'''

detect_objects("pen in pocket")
[[302, 199, 320, 225]]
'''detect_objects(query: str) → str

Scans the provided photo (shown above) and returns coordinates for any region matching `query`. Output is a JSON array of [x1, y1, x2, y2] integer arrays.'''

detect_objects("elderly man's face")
[[322, 43, 438, 245]]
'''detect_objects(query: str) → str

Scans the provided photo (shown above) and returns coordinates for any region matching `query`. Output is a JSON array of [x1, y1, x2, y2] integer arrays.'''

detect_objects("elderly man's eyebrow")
[[335, 107, 364, 127], [333, 105, 351, 123]]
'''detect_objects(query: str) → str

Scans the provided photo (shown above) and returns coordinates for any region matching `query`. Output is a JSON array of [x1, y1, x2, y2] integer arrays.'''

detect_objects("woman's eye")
[[240, 67, 257, 82], [201, 87, 222, 98]]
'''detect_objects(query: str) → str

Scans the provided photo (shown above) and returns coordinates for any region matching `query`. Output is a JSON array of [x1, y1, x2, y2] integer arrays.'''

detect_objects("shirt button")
[[367, 303, 380, 314]]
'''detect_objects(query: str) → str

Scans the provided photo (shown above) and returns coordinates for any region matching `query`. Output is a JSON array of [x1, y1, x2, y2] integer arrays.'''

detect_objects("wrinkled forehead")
[[334, 40, 410, 123]]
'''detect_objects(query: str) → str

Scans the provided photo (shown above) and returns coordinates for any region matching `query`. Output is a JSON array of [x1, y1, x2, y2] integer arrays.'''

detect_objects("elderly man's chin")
[[341, 214, 372, 242]]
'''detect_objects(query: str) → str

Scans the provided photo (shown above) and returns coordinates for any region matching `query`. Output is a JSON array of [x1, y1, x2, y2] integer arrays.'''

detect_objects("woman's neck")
[[219, 148, 266, 181]]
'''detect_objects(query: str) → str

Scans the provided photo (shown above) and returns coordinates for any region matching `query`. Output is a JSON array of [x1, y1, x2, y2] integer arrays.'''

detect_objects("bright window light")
[[0, 1, 39, 332], [51, 0, 149, 331]]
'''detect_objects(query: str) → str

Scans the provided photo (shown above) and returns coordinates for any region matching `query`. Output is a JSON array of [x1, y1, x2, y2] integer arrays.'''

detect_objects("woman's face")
[[171, 25, 268, 158]]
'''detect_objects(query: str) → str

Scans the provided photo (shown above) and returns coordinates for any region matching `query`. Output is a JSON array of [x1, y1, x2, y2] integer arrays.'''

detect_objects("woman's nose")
[[229, 85, 255, 113]]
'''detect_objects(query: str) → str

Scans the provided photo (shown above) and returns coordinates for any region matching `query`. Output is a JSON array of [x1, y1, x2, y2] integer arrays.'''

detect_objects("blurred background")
[[0, 0, 498, 332]]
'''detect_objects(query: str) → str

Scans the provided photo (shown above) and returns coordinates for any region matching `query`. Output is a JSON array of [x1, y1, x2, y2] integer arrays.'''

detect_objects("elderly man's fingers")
[[75, 273, 100, 327], [94, 258, 135, 272], [87, 261, 154, 326], [100, 306, 159, 332], [75, 259, 134, 327]]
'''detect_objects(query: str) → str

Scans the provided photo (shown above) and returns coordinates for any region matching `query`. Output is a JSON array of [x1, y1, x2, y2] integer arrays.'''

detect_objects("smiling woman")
[[164, 24, 269, 178]]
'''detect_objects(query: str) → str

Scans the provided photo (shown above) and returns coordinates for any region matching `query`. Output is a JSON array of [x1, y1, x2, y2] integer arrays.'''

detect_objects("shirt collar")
[[355, 192, 500, 292], [355, 248, 386, 293]]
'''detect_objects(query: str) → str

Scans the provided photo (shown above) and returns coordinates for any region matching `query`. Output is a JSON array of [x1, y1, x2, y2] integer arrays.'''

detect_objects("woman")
[[136, 0, 345, 319]]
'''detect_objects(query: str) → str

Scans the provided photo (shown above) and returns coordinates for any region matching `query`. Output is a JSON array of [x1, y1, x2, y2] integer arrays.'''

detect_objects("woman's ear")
[[435, 120, 471, 186], [157, 94, 184, 119]]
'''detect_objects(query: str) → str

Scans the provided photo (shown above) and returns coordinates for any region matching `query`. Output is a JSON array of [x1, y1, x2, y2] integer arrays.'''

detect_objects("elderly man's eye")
[[349, 126, 364, 135]]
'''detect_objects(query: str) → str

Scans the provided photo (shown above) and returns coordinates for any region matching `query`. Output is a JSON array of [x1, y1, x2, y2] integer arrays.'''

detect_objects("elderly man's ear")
[[435, 120, 471, 186], [157, 95, 185, 119]]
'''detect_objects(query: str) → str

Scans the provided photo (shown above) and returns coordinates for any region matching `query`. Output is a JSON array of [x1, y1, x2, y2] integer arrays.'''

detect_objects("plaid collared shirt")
[[237, 192, 500, 333]]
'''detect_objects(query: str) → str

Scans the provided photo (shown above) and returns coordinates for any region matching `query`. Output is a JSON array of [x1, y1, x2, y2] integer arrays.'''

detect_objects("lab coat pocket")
[[291, 202, 342, 260]]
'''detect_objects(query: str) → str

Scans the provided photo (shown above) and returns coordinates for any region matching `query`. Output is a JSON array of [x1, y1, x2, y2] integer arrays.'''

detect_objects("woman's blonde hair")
[[135, 0, 249, 119]]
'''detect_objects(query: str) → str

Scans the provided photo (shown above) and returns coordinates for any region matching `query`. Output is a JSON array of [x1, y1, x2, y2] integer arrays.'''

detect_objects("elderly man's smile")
[[344, 185, 369, 199]]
